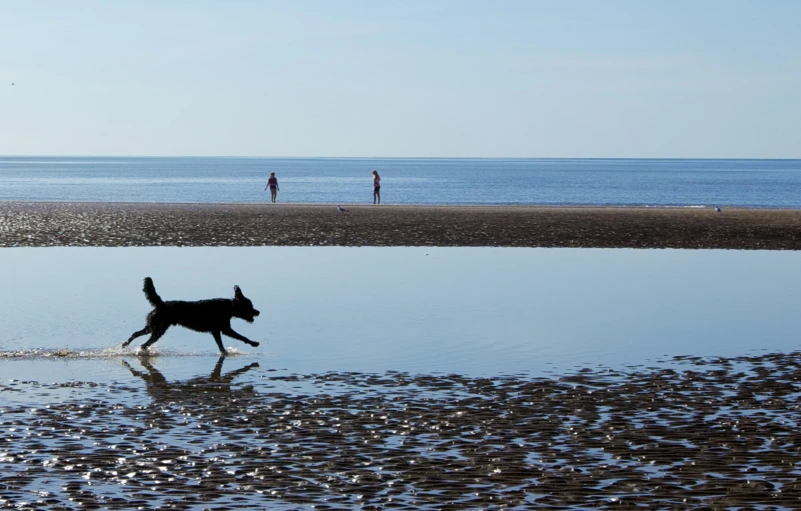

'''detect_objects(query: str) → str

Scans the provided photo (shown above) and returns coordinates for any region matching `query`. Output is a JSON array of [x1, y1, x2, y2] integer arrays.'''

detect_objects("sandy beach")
[[2, 201, 801, 249]]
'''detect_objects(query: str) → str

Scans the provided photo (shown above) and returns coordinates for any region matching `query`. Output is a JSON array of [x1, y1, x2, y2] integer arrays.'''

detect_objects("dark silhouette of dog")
[[123, 277, 260, 355]]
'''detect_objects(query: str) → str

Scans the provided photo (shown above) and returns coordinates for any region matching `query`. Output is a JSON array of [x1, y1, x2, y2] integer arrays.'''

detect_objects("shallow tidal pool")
[[1, 247, 801, 509], [2, 246, 800, 377]]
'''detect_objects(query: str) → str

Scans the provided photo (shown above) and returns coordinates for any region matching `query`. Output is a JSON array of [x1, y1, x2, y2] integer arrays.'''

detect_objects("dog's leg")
[[222, 327, 260, 347], [123, 326, 151, 347], [140, 326, 168, 352], [212, 331, 228, 356]]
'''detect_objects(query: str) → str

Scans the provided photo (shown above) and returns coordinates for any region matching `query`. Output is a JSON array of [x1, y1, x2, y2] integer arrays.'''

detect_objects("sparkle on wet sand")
[[1, 352, 800, 509]]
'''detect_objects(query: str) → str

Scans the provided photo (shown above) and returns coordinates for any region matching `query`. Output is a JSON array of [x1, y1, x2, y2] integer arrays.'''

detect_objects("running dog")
[[124, 277, 260, 355]]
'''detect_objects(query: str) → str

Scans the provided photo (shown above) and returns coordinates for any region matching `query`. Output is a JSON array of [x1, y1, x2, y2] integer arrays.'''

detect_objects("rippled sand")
[[3, 201, 801, 249], [2, 352, 800, 509]]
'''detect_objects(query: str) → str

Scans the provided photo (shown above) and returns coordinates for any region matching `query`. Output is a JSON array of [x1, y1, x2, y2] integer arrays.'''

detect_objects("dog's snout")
[[253, 309, 260, 316]]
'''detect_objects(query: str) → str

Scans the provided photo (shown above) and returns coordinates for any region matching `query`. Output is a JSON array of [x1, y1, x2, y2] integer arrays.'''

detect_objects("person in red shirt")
[[372, 170, 381, 205]]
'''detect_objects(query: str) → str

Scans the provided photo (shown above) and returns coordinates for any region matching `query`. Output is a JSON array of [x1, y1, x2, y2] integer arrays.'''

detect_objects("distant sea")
[[1, 156, 800, 208]]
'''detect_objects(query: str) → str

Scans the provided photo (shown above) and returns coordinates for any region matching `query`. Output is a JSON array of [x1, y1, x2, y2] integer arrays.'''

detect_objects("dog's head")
[[233, 285, 260, 323]]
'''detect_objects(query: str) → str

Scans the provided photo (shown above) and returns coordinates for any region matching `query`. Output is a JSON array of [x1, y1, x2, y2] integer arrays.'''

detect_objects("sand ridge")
[[2, 201, 801, 249]]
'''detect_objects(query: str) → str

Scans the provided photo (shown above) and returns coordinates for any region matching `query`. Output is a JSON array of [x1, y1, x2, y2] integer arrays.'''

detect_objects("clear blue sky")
[[1, 0, 799, 158]]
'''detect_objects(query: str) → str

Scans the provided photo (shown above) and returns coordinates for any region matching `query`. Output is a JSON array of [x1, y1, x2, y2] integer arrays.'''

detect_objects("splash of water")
[[0, 345, 253, 360]]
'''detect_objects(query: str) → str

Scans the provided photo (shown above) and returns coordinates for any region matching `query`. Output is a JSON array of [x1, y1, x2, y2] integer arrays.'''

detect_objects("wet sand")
[[2, 201, 801, 249], [1, 352, 801, 509]]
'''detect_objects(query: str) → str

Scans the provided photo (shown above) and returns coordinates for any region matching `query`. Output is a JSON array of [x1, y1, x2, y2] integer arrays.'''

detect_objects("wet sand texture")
[[1, 352, 801, 509], [3, 201, 801, 249]]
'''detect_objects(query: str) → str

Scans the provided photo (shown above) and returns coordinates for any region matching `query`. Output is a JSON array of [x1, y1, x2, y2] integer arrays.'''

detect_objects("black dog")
[[123, 277, 260, 355]]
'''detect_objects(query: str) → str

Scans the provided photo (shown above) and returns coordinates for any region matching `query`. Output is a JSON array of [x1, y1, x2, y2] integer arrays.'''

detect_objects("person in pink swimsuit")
[[264, 172, 279, 203]]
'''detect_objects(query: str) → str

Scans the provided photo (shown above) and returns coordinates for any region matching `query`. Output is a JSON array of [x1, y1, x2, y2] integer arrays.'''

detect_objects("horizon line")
[[2, 155, 801, 161]]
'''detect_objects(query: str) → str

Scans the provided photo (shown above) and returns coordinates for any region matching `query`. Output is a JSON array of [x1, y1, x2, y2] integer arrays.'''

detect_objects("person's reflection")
[[122, 356, 260, 403]]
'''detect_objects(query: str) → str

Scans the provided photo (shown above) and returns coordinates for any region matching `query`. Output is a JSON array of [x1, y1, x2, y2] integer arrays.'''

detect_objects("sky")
[[1, 0, 800, 158]]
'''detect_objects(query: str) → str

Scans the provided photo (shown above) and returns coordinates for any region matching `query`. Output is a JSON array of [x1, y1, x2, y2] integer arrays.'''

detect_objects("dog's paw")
[[248, 341, 260, 347]]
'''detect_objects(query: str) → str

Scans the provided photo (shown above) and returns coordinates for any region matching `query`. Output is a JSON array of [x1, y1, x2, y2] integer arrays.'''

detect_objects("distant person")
[[264, 172, 279, 203], [372, 170, 381, 205]]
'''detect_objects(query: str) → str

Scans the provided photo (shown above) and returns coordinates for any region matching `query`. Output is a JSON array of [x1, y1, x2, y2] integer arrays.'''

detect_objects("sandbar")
[[2, 201, 801, 249]]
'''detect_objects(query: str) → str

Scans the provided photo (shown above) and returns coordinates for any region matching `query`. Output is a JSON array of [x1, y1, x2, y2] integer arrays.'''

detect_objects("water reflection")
[[1, 246, 801, 378], [122, 356, 259, 403]]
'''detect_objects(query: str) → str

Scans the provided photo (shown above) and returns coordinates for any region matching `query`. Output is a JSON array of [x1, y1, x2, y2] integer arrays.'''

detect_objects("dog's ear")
[[234, 285, 243, 298]]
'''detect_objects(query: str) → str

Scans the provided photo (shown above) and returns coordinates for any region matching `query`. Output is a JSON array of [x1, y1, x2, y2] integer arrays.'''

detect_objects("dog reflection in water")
[[123, 277, 260, 356], [122, 357, 259, 402]]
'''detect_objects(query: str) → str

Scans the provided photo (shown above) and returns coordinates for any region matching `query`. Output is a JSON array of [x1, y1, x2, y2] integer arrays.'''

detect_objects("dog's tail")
[[143, 277, 164, 307]]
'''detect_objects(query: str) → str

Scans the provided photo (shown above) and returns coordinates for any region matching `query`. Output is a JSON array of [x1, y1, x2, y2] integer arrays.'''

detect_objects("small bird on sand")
[[337, 205, 349, 212], [715, 206, 722, 213]]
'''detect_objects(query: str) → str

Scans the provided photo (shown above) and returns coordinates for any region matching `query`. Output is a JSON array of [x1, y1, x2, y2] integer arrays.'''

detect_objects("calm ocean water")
[[3, 247, 801, 378], [1, 156, 801, 207]]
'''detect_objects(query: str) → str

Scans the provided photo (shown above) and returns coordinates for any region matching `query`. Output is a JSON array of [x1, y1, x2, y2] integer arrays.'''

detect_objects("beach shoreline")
[[2, 201, 801, 249]]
